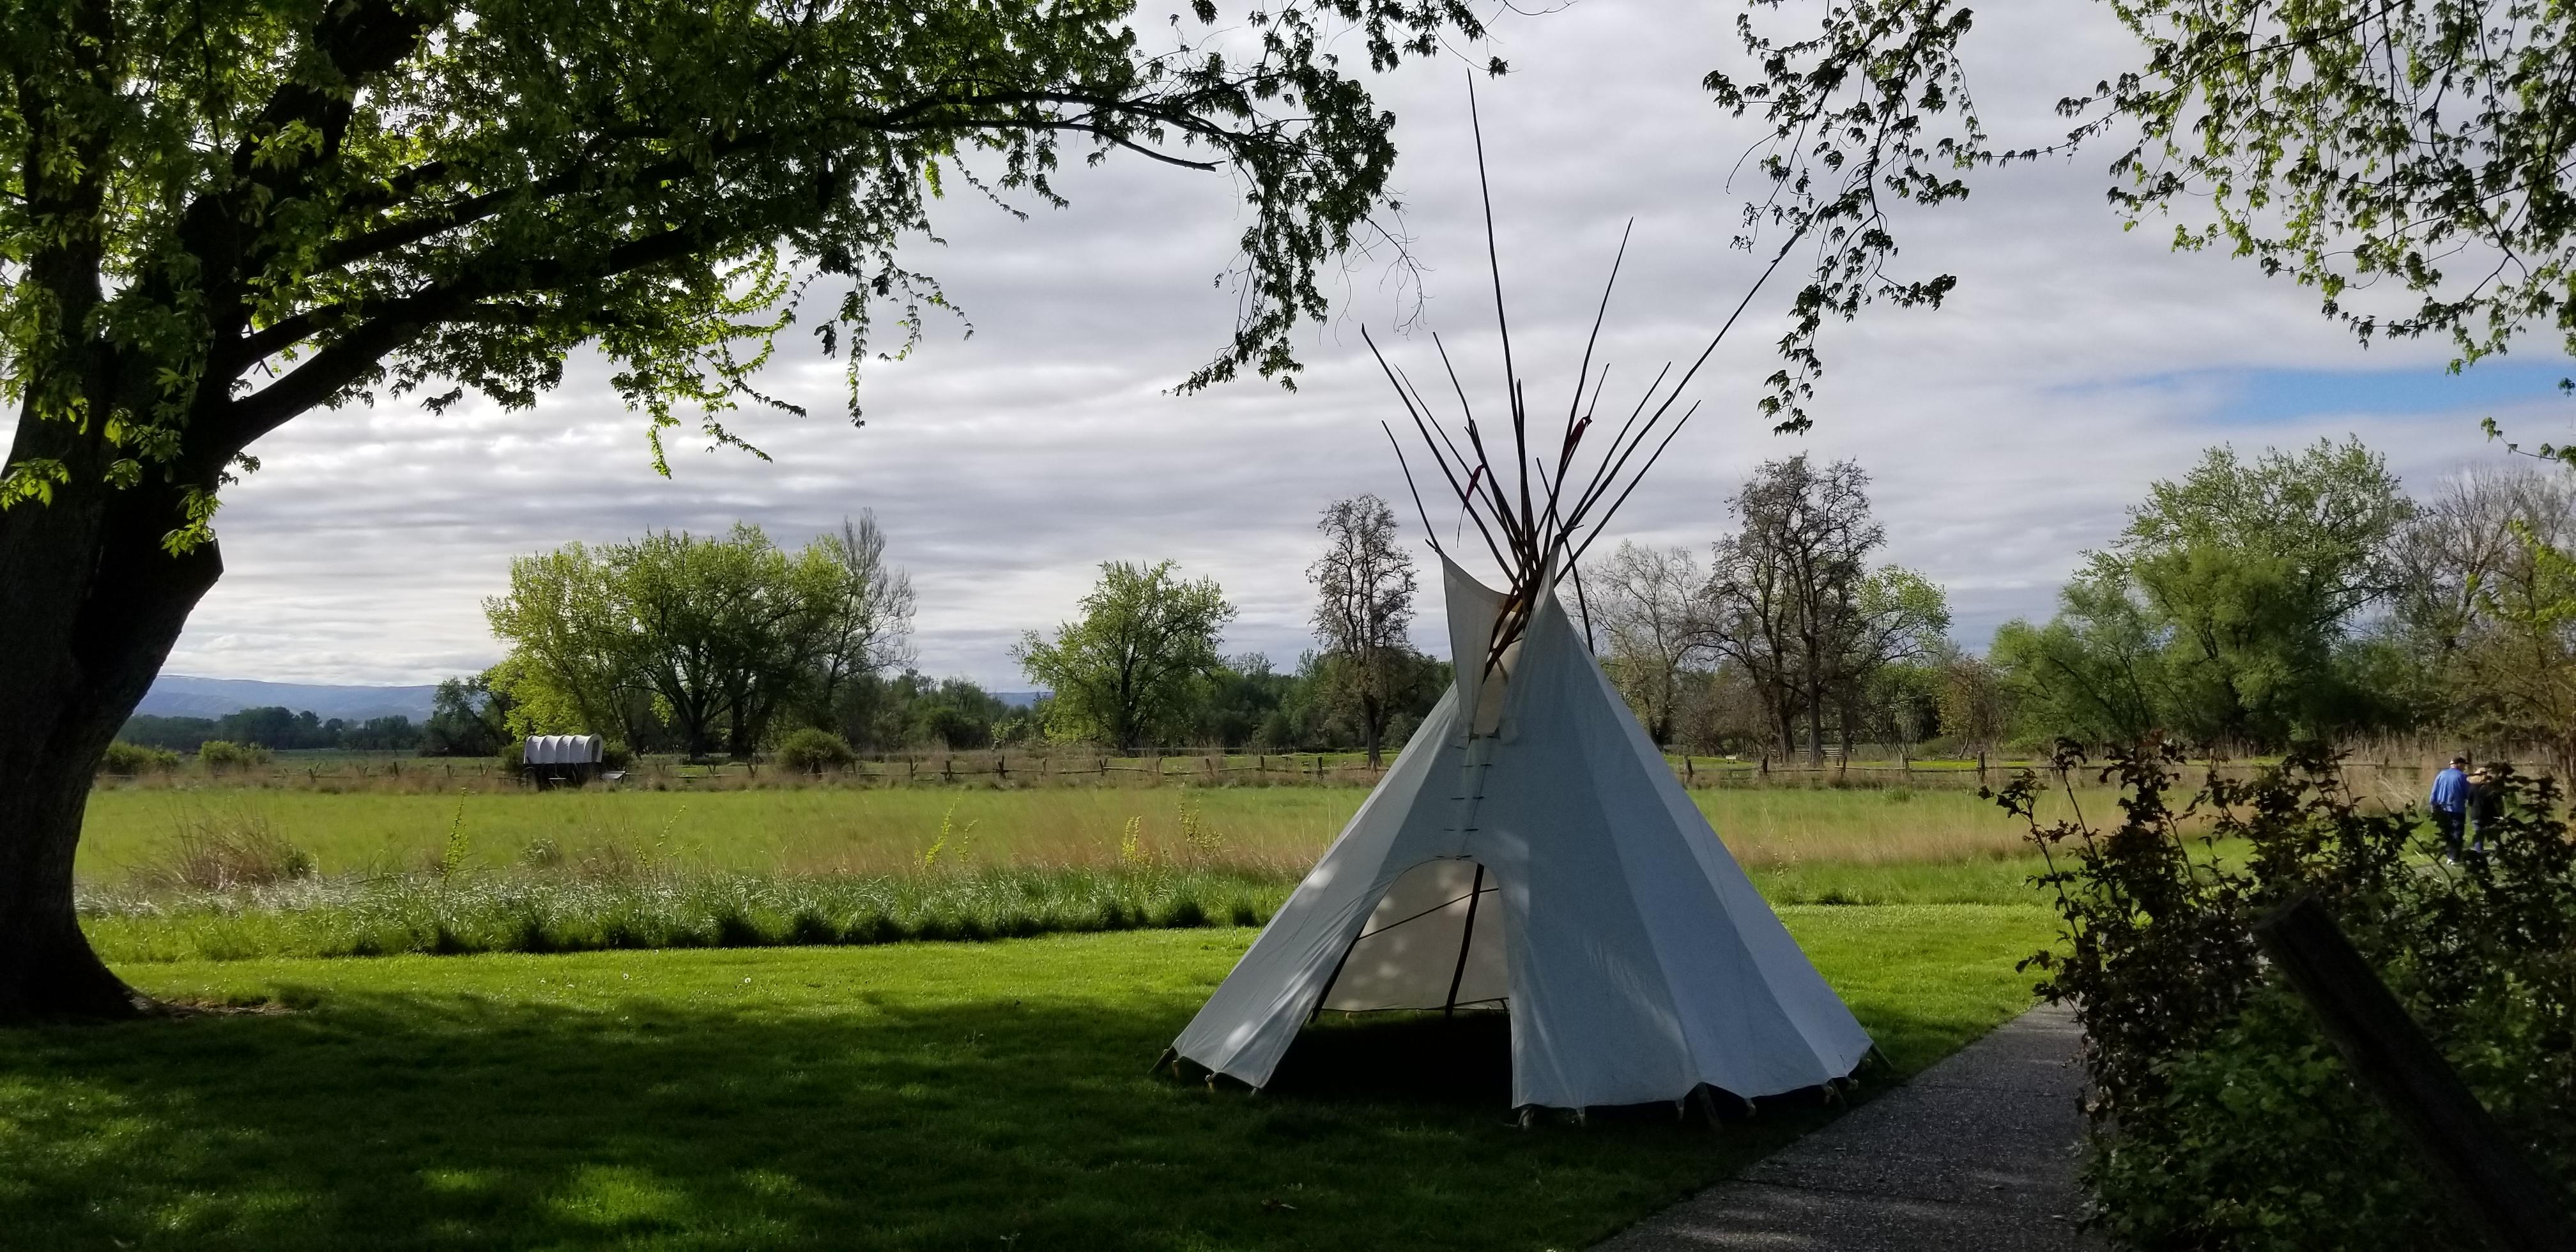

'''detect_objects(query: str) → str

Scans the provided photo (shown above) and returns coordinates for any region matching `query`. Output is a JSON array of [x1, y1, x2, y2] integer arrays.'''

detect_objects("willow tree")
[[0, 0, 1484, 1018]]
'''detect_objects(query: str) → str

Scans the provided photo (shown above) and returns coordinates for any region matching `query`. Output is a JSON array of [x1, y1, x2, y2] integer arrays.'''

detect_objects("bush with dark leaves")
[[1997, 742, 2576, 1250]]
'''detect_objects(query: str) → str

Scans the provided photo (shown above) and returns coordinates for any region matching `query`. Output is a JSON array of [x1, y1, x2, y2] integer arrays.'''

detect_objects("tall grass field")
[[66, 782, 2071, 963], [76, 782, 2074, 878]]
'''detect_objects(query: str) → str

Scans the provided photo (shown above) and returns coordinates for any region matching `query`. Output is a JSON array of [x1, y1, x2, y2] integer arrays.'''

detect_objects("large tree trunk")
[[0, 466, 224, 1021]]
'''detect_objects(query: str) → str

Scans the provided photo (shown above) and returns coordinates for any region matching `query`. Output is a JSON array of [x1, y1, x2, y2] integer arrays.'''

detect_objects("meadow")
[[66, 781, 2071, 963], [75, 780, 2074, 880], [5, 771, 2089, 1248]]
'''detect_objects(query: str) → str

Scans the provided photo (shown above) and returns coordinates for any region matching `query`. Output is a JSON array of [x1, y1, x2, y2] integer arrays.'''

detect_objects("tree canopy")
[[1015, 560, 1235, 751], [1993, 438, 2422, 747], [3, 0, 1488, 536], [487, 522, 905, 757], [1701, 455, 1948, 762], [1584, 541, 1708, 746], [1307, 494, 1423, 764], [1709, 0, 2576, 427]]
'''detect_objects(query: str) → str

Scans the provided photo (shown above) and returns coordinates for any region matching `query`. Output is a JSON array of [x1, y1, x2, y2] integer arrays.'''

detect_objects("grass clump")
[[132, 807, 316, 892], [79, 866, 1298, 964]]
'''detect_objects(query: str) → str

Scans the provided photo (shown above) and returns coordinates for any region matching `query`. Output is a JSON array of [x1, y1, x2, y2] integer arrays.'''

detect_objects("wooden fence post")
[[1976, 751, 1987, 784], [1683, 754, 1694, 784], [2253, 892, 2576, 1251], [996, 754, 1008, 781]]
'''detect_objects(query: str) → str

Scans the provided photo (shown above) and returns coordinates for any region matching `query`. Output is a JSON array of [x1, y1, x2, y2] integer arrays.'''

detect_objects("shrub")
[[197, 740, 271, 772], [99, 742, 182, 775], [778, 728, 857, 774], [1998, 743, 2576, 1248], [600, 742, 634, 770]]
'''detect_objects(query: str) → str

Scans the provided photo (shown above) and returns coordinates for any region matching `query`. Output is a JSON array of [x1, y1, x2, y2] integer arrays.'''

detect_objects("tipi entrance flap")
[[1321, 859, 1508, 1012]]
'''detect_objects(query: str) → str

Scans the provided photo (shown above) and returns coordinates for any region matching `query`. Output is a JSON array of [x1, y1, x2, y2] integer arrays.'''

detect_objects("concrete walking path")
[[1593, 1006, 2102, 1250]]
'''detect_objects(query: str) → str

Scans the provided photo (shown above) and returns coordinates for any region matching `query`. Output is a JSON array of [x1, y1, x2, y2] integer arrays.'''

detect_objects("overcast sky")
[[34, 1, 2576, 689]]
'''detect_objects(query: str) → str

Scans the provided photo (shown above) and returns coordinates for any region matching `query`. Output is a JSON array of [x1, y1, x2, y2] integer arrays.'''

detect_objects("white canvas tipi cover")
[[1170, 560, 1871, 1110]]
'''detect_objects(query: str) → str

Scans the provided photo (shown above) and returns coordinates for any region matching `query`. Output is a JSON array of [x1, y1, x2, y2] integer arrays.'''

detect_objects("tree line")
[[118, 708, 425, 754], [1566, 436, 2576, 764], [1989, 438, 2576, 760], [135, 434, 2554, 765], [365, 498, 1448, 763], [1599, 436, 2576, 762], [1577, 455, 1951, 761]]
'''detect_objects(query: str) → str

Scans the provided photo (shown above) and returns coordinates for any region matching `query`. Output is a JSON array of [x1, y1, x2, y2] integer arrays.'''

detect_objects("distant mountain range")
[[137, 675, 439, 722], [137, 675, 1038, 722]]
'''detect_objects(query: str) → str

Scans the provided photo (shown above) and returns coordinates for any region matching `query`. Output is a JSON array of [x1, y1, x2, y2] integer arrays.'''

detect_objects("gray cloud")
[[8, 0, 2557, 687]]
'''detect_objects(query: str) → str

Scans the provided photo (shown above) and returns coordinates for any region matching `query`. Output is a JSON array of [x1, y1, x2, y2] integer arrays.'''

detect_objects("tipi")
[[1166, 111, 1874, 1113], [1167, 558, 1873, 1111]]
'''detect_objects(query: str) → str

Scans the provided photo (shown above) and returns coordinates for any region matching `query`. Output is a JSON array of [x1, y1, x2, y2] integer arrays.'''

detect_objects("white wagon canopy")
[[522, 735, 604, 766]]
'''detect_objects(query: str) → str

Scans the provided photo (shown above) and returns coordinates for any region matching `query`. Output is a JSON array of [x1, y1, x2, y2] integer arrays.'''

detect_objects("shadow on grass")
[[0, 939, 2032, 1251], [1266, 1011, 1516, 1108], [1270, 1011, 1904, 1131]]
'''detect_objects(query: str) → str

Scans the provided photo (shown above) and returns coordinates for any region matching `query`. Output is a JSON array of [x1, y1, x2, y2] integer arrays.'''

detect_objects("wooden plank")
[[2254, 892, 2575, 1251]]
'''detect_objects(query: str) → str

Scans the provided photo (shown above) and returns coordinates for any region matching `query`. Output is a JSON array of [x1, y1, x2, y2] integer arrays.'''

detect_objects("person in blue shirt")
[[2429, 755, 2471, 859]]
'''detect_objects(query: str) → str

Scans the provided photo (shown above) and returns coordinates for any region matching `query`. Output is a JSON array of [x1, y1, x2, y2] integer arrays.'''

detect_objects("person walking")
[[2430, 755, 2471, 860], [2467, 766, 2503, 857]]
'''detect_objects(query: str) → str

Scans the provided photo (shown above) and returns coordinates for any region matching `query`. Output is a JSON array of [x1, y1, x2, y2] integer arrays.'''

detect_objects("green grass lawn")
[[0, 905, 2051, 1251]]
